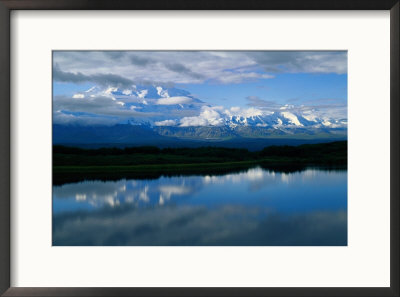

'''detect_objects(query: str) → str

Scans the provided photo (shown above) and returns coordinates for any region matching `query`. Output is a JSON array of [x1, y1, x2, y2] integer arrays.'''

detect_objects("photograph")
[[52, 50, 348, 246]]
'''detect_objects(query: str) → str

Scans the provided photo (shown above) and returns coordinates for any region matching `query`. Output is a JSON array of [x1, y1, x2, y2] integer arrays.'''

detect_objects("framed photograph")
[[1, 1, 399, 296]]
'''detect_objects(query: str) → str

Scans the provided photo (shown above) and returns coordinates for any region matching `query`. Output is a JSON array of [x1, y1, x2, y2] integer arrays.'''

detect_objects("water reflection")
[[53, 167, 347, 246], [53, 177, 200, 211]]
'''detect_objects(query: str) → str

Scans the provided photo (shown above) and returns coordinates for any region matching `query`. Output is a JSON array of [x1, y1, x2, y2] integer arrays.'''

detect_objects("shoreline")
[[53, 160, 347, 186]]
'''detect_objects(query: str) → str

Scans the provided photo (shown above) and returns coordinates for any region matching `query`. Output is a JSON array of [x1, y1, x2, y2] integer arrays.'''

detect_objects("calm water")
[[52, 167, 347, 246]]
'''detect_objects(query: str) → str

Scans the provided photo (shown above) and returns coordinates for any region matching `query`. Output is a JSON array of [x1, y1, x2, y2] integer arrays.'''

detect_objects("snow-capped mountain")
[[94, 85, 346, 129], [222, 109, 346, 129], [55, 85, 347, 142]]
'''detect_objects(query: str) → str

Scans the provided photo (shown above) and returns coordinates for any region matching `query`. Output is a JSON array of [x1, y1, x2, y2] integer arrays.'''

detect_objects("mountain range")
[[105, 85, 347, 129], [53, 85, 347, 148]]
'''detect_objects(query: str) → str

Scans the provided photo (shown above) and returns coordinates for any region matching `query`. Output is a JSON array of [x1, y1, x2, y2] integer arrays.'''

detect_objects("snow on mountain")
[[280, 111, 303, 126], [156, 86, 170, 98], [78, 84, 346, 131]]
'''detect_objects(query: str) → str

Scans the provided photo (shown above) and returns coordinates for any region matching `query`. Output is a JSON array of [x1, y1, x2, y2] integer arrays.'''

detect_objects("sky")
[[52, 51, 347, 126]]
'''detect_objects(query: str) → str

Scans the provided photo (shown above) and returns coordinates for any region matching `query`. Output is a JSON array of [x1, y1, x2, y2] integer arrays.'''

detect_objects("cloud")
[[164, 62, 205, 80], [224, 106, 265, 118], [216, 72, 274, 84], [247, 51, 347, 74], [52, 51, 347, 125], [53, 51, 347, 88], [180, 106, 223, 127], [154, 119, 177, 126], [130, 55, 155, 66], [156, 96, 193, 105], [72, 93, 85, 99], [53, 95, 159, 125], [122, 89, 132, 96], [53, 65, 135, 88]]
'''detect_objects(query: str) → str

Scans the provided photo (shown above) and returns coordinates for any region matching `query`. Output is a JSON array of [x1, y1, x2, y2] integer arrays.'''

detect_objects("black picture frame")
[[0, 1, 399, 296]]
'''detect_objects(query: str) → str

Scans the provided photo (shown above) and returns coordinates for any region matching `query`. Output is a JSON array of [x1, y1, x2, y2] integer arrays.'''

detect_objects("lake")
[[52, 167, 347, 246]]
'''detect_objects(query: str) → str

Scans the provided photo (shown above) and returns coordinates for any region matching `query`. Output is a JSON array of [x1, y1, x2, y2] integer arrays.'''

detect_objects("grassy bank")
[[53, 141, 347, 185], [54, 141, 347, 166]]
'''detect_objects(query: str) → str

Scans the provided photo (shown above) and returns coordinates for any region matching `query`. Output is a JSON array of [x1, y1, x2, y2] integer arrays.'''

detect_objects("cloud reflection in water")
[[53, 167, 347, 246]]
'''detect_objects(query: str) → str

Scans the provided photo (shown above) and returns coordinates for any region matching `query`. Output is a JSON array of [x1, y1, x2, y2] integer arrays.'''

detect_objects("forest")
[[53, 141, 347, 185]]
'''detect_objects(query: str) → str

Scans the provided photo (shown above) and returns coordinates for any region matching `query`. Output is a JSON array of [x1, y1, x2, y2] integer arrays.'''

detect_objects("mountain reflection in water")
[[53, 167, 347, 246]]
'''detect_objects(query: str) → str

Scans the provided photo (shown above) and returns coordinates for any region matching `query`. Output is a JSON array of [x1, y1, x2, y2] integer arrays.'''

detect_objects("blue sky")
[[52, 51, 347, 126], [176, 72, 347, 108]]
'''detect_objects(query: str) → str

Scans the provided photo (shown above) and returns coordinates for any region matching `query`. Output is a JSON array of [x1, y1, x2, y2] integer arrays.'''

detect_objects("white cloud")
[[217, 72, 274, 84], [122, 89, 132, 95], [180, 106, 223, 127], [154, 119, 177, 126], [137, 90, 148, 98], [230, 106, 240, 113], [72, 93, 85, 99], [104, 87, 118, 95], [225, 106, 264, 118], [179, 116, 208, 127], [156, 96, 193, 105]]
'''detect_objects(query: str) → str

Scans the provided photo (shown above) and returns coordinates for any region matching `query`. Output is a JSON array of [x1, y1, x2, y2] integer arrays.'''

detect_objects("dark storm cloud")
[[53, 65, 134, 88], [165, 63, 205, 80], [129, 55, 155, 66]]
